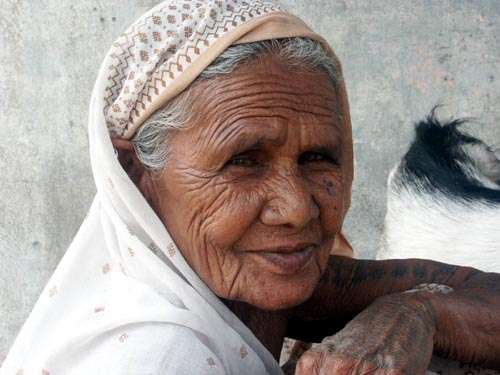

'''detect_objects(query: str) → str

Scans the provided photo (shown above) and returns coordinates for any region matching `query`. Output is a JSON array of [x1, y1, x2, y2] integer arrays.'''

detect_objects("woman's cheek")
[[310, 171, 345, 235], [200, 181, 265, 250], [192, 182, 265, 299]]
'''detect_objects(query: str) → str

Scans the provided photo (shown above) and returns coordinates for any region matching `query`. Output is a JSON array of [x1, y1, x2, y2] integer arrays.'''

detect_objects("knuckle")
[[296, 351, 323, 373]]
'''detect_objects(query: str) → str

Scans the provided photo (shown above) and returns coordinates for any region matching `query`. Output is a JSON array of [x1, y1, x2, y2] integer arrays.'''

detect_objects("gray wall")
[[1, 0, 499, 360]]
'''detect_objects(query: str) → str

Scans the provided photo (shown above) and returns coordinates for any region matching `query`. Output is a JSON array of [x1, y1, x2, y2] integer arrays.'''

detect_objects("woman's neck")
[[222, 299, 289, 360]]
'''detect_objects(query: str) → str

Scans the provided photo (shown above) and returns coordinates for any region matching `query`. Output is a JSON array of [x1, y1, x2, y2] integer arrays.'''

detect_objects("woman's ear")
[[111, 138, 147, 187], [111, 137, 161, 212]]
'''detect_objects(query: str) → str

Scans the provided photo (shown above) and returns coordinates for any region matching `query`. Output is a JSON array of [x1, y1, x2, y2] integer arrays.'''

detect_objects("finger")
[[295, 350, 324, 375], [297, 350, 403, 375], [295, 351, 358, 375]]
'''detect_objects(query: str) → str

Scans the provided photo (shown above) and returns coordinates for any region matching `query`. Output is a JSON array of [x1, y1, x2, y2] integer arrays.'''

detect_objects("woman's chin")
[[248, 293, 313, 311], [210, 248, 329, 311], [228, 253, 327, 310], [240, 269, 322, 311]]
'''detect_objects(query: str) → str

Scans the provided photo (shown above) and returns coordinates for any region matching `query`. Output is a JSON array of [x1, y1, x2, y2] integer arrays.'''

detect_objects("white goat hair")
[[379, 177, 500, 272], [378, 115, 500, 274]]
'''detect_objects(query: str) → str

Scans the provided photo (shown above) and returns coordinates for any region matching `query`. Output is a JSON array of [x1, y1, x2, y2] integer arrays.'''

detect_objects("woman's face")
[[144, 55, 348, 310]]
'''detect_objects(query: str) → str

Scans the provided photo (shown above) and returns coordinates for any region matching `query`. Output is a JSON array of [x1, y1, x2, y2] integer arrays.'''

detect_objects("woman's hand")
[[295, 292, 436, 374]]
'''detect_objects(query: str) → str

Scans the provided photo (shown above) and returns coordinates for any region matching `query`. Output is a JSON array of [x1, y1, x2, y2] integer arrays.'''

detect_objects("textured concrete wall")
[[1, 0, 499, 360]]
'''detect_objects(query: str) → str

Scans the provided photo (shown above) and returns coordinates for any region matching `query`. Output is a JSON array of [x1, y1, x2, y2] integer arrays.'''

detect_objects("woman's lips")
[[250, 245, 316, 275]]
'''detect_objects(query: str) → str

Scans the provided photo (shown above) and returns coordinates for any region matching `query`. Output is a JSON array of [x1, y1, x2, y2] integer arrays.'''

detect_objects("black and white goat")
[[378, 114, 500, 273]]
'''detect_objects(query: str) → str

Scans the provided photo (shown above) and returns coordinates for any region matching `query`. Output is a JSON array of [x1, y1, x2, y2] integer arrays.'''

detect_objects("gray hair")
[[132, 37, 342, 173]]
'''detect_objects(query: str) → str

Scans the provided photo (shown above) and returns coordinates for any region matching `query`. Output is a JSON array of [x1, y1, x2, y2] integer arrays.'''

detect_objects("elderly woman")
[[3, 1, 500, 374]]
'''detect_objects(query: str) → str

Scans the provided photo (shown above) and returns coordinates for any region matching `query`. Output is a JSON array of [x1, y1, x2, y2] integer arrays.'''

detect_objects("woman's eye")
[[299, 151, 337, 165], [226, 153, 260, 168]]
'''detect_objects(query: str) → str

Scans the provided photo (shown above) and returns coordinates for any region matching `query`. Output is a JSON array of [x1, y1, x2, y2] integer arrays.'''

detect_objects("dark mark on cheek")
[[323, 179, 336, 196]]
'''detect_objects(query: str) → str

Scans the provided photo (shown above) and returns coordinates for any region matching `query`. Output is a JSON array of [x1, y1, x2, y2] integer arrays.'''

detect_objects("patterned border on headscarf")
[[104, 0, 283, 138]]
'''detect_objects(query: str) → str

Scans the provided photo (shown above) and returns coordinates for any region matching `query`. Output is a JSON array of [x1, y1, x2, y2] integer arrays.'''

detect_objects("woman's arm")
[[288, 256, 500, 368]]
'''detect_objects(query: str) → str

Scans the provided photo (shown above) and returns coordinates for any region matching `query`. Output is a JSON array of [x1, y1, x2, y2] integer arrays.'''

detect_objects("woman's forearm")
[[289, 256, 500, 367], [429, 274, 500, 367]]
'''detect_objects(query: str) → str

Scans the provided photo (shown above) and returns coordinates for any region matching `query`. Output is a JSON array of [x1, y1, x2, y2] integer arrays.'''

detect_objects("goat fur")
[[378, 114, 500, 273]]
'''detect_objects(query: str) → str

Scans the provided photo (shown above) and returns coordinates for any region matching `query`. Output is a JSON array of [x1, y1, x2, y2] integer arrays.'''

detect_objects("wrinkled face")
[[145, 56, 348, 310]]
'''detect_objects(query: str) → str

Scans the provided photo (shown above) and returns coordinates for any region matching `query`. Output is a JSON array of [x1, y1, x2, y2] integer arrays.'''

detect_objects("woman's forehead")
[[195, 55, 339, 102], [197, 116, 341, 151], [188, 56, 344, 138]]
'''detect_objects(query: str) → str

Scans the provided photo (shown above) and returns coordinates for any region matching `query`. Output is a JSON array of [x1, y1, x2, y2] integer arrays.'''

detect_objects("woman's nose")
[[260, 171, 320, 228]]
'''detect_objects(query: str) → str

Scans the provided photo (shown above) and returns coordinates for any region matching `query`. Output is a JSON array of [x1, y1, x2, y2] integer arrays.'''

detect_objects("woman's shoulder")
[[69, 324, 226, 375]]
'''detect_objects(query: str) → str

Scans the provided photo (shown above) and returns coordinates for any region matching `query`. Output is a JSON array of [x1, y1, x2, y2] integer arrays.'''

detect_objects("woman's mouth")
[[250, 245, 316, 275]]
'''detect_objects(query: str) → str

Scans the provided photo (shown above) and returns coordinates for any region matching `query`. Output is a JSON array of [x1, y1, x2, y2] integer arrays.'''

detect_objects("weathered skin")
[[295, 294, 435, 374], [290, 256, 500, 373], [113, 55, 500, 374]]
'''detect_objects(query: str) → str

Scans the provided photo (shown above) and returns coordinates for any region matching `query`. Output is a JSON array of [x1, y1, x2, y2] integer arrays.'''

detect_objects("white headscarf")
[[2, 1, 351, 374]]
